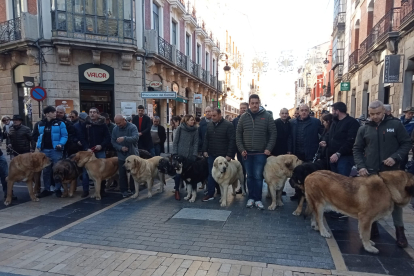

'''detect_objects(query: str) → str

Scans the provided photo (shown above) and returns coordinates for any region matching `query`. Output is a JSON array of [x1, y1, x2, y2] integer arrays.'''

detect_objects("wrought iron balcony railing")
[[334, 65, 343, 82], [158, 36, 173, 62], [210, 75, 214, 85], [401, 0, 414, 25], [176, 50, 187, 70], [190, 60, 198, 77], [359, 36, 370, 62], [332, 49, 344, 68], [0, 18, 22, 44], [368, 8, 400, 49], [201, 68, 208, 83], [348, 49, 359, 71]]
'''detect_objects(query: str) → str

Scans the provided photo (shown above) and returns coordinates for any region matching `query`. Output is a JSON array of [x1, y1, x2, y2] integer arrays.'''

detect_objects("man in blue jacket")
[[35, 106, 68, 198]]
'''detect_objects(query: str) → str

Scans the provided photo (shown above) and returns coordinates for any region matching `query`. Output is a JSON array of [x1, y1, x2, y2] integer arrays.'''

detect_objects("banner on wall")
[[147, 104, 153, 118], [194, 94, 202, 104], [55, 100, 74, 114], [121, 102, 136, 116]]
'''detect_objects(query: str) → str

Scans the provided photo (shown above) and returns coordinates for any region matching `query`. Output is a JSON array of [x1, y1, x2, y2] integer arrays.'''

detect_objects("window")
[[186, 34, 190, 56], [212, 59, 216, 75], [153, 3, 160, 35], [197, 44, 201, 64], [172, 21, 177, 46], [205, 52, 209, 70], [12, 0, 22, 19], [51, 0, 67, 31]]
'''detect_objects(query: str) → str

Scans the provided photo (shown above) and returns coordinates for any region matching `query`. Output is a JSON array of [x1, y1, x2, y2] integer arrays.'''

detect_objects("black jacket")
[[198, 117, 209, 151], [132, 115, 154, 151], [288, 116, 324, 161], [155, 125, 167, 153], [8, 124, 32, 154], [272, 118, 291, 156], [81, 116, 111, 152], [323, 114, 360, 157], [202, 118, 235, 157]]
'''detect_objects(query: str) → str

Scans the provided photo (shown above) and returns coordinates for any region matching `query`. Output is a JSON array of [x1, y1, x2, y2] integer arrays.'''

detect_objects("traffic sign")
[[141, 92, 177, 99], [30, 86, 47, 101]]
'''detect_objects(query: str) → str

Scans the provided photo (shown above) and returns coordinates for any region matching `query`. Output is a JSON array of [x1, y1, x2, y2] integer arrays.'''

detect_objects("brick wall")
[[0, 0, 6, 22], [27, 0, 37, 15], [359, 2, 368, 43], [163, 2, 170, 42]]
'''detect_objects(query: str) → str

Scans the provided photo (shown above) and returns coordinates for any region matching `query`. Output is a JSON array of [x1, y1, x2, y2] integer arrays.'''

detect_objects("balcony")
[[333, 12, 346, 35], [332, 48, 344, 69], [348, 50, 359, 72], [401, 0, 414, 31], [190, 60, 199, 76], [368, 8, 400, 50], [201, 68, 208, 83], [334, 65, 343, 84], [0, 13, 38, 49], [158, 36, 173, 62], [176, 50, 187, 70]]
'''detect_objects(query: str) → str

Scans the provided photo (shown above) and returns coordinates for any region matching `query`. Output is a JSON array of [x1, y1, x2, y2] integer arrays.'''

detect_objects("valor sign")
[[84, 68, 110, 82]]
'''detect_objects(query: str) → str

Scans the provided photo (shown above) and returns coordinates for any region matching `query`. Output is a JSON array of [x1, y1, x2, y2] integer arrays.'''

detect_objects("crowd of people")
[[0, 94, 413, 247]]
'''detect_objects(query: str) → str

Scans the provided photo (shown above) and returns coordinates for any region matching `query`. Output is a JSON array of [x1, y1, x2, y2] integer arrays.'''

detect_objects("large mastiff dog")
[[4, 152, 51, 206], [124, 155, 166, 198], [53, 158, 82, 198], [212, 156, 245, 207], [305, 170, 414, 254], [73, 151, 119, 200], [263, 155, 303, 210]]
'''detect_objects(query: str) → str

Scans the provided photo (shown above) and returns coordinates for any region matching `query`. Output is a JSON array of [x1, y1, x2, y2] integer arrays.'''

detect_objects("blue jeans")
[[236, 152, 247, 191], [154, 144, 161, 156], [82, 151, 106, 192], [41, 149, 63, 191], [174, 174, 181, 191], [0, 155, 9, 194], [330, 155, 354, 177], [244, 153, 267, 202], [207, 156, 219, 197]]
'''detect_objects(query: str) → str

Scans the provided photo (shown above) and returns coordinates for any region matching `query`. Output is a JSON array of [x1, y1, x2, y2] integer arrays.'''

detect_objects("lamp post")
[[216, 53, 231, 108]]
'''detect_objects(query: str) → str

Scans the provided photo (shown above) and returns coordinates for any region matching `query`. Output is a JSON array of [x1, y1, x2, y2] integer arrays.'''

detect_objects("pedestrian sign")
[[30, 86, 47, 102]]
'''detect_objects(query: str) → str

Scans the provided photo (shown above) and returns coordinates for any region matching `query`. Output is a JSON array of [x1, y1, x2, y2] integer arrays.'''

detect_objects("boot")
[[395, 226, 408, 248], [371, 221, 379, 238], [175, 190, 180, 201]]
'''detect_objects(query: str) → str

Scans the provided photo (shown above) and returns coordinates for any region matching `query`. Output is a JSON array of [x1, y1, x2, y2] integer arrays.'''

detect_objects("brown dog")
[[53, 159, 82, 198], [4, 152, 51, 206], [124, 155, 165, 198], [305, 170, 414, 254], [73, 151, 119, 200]]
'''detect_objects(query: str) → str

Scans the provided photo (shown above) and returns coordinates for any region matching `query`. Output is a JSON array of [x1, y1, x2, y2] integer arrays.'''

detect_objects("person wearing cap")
[[7, 115, 32, 157]]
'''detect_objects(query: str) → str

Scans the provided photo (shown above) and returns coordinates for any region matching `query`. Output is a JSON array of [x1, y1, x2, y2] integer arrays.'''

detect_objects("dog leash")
[[312, 145, 321, 163]]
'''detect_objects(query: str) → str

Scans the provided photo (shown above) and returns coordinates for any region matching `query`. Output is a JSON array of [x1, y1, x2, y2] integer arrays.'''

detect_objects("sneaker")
[[81, 191, 89, 198], [255, 201, 264, 210], [55, 190, 62, 198], [122, 191, 131, 198], [246, 199, 255, 208], [38, 190, 53, 198], [202, 195, 214, 202]]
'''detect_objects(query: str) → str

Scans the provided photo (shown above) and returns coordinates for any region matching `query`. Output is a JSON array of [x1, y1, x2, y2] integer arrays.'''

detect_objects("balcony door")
[[12, 0, 22, 19]]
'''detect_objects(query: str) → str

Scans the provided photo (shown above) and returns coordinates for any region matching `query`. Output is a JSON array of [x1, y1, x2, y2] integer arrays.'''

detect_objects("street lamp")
[[216, 53, 231, 108]]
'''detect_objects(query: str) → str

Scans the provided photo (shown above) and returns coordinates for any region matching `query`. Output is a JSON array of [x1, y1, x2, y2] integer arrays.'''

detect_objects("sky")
[[196, 0, 334, 117]]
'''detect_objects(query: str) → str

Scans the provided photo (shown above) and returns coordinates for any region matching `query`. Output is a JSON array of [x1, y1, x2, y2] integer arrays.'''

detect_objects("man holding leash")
[[202, 108, 235, 202], [236, 94, 276, 210], [354, 100, 411, 248]]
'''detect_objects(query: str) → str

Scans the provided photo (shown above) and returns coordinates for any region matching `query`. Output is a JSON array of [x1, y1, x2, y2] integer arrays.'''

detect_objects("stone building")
[[0, 0, 223, 127]]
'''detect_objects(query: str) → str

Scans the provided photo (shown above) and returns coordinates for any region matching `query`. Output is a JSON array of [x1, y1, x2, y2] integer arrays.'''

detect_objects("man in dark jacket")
[[272, 108, 291, 156], [56, 106, 78, 157], [0, 146, 16, 200], [288, 104, 324, 162], [354, 100, 411, 248], [321, 102, 360, 176], [151, 116, 166, 156], [80, 107, 111, 198], [202, 108, 235, 201], [198, 106, 212, 152], [132, 105, 154, 156], [7, 115, 32, 156], [232, 102, 248, 194], [236, 94, 277, 210]]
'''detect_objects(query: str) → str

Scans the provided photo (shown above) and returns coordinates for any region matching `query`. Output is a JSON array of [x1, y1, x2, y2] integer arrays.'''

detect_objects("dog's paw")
[[220, 202, 227, 207], [369, 240, 375, 246], [184, 196, 190, 200], [242, 192, 246, 196], [320, 229, 331, 238], [311, 222, 318, 231], [292, 210, 301, 216], [61, 193, 68, 198], [69, 194, 74, 198], [131, 193, 138, 199], [189, 197, 195, 203], [268, 204, 276, 211], [147, 193, 153, 198], [95, 196, 101, 201], [33, 197, 39, 202], [90, 194, 96, 199], [4, 200, 10, 206], [364, 245, 379, 254], [276, 200, 284, 207]]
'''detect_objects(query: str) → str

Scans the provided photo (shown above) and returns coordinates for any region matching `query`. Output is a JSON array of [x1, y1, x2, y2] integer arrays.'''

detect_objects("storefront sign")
[[384, 55, 402, 83], [84, 68, 110, 82], [141, 92, 177, 99], [147, 104, 153, 118], [340, 82, 350, 91], [149, 81, 162, 88], [194, 94, 202, 104], [172, 83, 179, 92], [55, 100, 74, 114], [121, 102, 136, 116], [23, 76, 34, 87]]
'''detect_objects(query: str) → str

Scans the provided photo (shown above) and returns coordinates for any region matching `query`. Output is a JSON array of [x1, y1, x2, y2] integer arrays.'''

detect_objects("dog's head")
[[73, 151, 94, 167], [158, 158, 177, 176], [289, 162, 316, 190], [13, 152, 51, 172], [53, 161, 69, 183], [124, 155, 143, 174], [284, 154, 303, 171], [172, 155, 187, 174], [213, 156, 228, 174], [380, 171, 414, 206]]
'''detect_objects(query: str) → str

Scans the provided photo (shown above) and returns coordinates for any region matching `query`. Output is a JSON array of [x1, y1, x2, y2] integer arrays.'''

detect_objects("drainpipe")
[[36, 0, 44, 120], [141, 0, 148, 111]]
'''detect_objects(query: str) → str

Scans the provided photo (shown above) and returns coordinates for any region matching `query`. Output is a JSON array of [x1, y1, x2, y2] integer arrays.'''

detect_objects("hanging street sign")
[[30, 86, 47, 101], [384, 55, 402, 83], [141, 92, 177, 99], [340, 82, 350, 91]]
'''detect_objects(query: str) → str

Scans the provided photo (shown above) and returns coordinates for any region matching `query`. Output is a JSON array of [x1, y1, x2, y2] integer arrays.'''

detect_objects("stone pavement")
[[0, 177, 413, 276]]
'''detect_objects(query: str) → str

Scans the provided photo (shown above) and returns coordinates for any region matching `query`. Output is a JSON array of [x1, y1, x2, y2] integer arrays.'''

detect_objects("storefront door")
[[80, 89, 113, 115]]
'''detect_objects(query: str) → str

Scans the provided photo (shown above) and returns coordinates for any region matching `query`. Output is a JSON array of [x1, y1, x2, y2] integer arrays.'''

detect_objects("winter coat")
[[400, 115, 414, 136], [288, 116, 324, 161], [353, 115, 412, 173], [173, 123, 199, 159], [198, 117, 210, 151], [236, 107, 277, 153], [35, 119, 68, 150], [272, 118, 291, 156], [7, 124, 32, 154], [81, 116, 110, 152], [111, 122, 139, 161], [232, 115, 241, 130], [323, 115, 360, 157], [107, 122, 116, 136], [132, 115, 154, 151], [152, 125, 166, 153], [202, 118, 235, 157]]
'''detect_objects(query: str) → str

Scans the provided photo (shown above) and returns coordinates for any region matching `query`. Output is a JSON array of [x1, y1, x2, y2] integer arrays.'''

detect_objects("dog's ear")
[[406, 185, 414, 197], [213, 158, 219, 168], [285, 158, 293, 169]]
